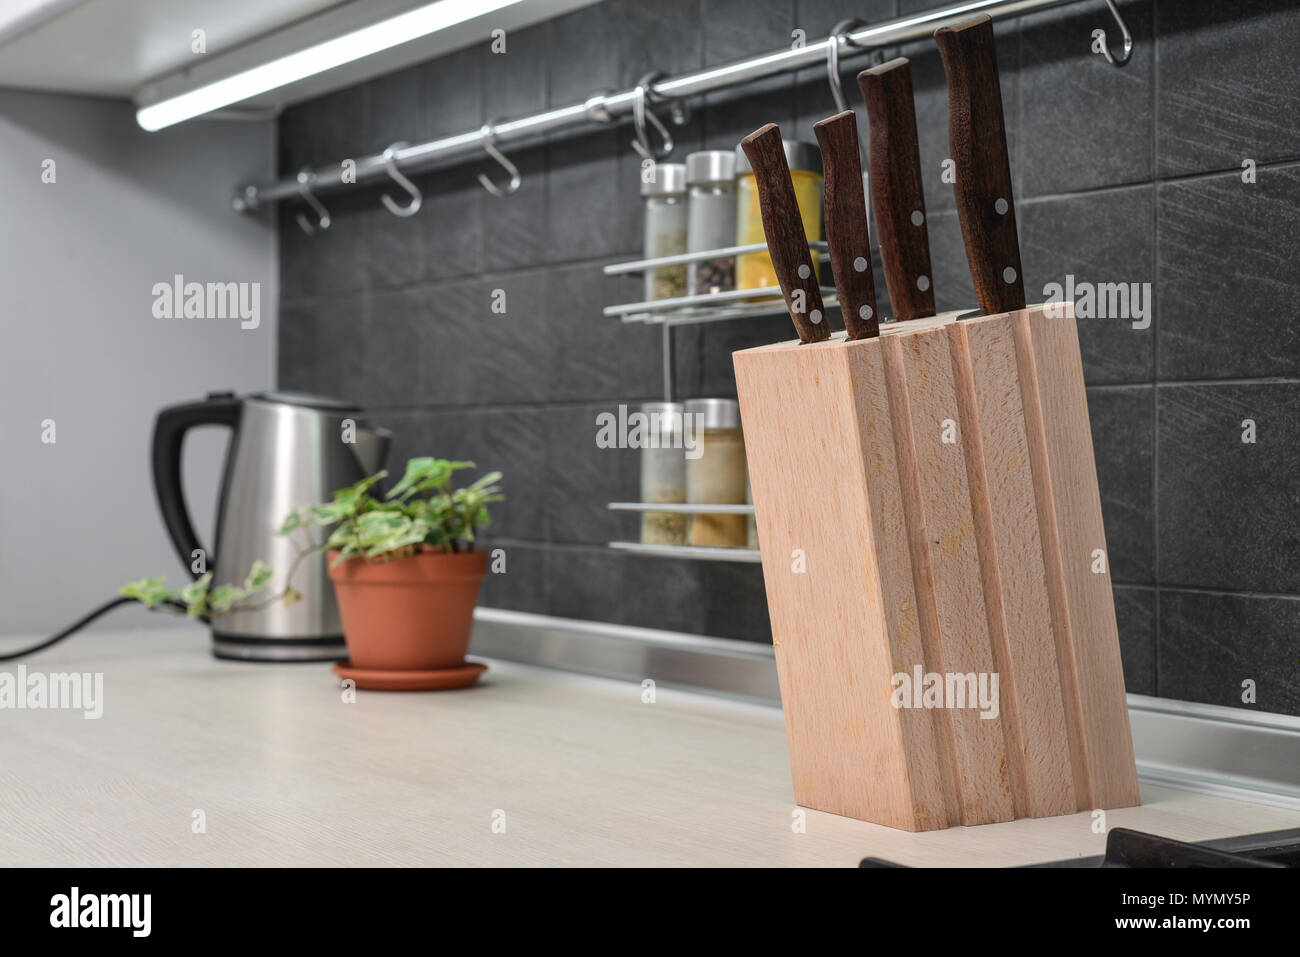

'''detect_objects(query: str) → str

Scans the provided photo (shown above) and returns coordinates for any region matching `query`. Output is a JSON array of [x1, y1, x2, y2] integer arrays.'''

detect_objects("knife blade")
[[934, 14, 1026, 317], [857, 57, 935, 322], [739, 123, 831, 344], [812, 110, 879, 340]]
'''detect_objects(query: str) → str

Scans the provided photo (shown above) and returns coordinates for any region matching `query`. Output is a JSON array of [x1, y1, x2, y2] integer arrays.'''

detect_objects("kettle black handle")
[[150, 393, 242, 580]]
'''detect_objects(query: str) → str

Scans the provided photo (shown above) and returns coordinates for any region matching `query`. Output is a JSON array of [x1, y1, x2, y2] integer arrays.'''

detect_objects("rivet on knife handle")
[[739, 123, 830, 344], [858, 57, 935, 322], [813, 110, 879, 340], [935, 14, 1026, 316]]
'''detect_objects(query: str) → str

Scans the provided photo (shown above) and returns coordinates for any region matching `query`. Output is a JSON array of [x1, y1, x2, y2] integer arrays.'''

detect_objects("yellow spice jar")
[[685, 398, 748, 548], [734, 139, 824, 292]]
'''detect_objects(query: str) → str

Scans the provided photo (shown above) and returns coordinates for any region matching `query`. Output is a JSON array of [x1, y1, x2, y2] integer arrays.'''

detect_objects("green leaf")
[[468, 470, 502, 492], [330, 546, 359, 568], [243, 559, 273, 592], [386, 458, 478, 500], [307, 502, 354, 524], [334, 471, 387, 504], [179, 572, 213, 618], [386, 457, 442, 500], [324, 525, 353, 550], [119, 576, 177, 609], [178, 572, 212, 604], [276, 508, 303, 536], [208, 584, 244, 614]]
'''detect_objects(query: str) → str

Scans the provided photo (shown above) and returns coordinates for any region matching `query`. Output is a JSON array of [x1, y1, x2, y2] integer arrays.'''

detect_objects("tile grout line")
[[1087, 376, 1300, 389], [1013, 156, 1300, 207], [480, 539, 1300, 604], [1142, 583, 1300, 602]]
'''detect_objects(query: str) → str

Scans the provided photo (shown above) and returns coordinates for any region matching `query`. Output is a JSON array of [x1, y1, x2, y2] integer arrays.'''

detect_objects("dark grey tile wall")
[[277, 0, 1300, 714]]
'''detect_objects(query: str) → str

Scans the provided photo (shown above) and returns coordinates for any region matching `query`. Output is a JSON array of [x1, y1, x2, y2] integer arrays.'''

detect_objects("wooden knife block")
[[733, 303, 1140, 830]]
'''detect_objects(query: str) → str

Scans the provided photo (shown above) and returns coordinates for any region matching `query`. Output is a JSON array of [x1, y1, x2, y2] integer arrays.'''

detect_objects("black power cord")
[[0, 597, 191, 662]]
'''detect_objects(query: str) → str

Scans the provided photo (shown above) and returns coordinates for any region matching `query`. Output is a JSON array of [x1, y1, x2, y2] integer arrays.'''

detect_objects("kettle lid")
[[252, 390, 359, 411]]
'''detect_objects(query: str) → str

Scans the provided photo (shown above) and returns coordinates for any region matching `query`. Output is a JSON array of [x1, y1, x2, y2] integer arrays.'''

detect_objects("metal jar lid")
[[641, 401, 685, 420], [642, 401, 685, 437], [685, 150, 736, 186], [733, 139, 822, 177], [642, 401, 684, 414], [685, 398, 742, 430], [641, 162, 687, 197]]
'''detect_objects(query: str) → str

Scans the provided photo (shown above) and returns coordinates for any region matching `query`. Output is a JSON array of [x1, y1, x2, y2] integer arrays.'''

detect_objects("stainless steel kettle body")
[[151, 391, 390, 661]]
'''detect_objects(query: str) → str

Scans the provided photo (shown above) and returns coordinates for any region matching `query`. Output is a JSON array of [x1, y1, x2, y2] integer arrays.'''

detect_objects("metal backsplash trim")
[[470, 609, 1300, 809], [471, 608, 780, 703]]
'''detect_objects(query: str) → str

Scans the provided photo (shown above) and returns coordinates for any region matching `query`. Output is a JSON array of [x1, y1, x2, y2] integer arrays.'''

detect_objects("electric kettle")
[[151, 390, 390, 661]]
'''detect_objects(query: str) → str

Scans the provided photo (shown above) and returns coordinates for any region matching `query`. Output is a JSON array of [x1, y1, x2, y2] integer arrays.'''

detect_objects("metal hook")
[[826, 19, 871, 216], [631, 72, 674, 161], [294, 169, 330, 234], [379, 143, 422, 217], [825, 18, 866, 113], [476, 124, 521, 197], [1094, 0, 1133, 67]]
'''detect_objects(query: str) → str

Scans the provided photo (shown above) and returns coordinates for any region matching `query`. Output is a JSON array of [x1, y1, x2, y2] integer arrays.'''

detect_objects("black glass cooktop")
[[859, 827, 1300, 868]]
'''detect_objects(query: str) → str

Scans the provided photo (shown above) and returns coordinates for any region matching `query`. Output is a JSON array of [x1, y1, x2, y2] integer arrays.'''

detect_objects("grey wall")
[[277, 0, 1300, 717], [0, 90, 277, 638]]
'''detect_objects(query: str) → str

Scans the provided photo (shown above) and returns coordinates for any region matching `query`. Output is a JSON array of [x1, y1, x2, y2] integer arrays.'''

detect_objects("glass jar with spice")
[[684, 150, 737, 297], [641, 163, 688, 301], [639, 402, 687, 546], [685, 398, 748, 548], [734, 139, 824, 293]]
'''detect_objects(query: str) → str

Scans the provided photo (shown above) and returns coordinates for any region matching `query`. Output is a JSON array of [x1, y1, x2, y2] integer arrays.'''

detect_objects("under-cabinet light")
[[136, 0, 524, 131]]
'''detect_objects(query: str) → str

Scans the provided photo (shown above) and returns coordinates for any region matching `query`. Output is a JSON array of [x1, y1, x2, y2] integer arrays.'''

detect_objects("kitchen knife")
[[739, 123, 831, 344], [934, 14, 1026, 317], [857, 57, 936, 322], [812, 110, 879, 340]]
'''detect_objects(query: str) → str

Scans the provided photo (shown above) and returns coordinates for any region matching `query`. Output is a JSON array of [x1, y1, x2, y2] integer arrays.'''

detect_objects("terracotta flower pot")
[[327, 548, 488, 671]]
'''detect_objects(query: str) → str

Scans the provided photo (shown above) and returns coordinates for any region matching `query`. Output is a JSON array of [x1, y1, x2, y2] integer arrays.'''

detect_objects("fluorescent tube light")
[[136, 0, 524, 131]]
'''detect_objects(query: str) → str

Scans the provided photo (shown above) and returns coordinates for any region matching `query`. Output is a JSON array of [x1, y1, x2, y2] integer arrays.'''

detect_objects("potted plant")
[[122, 457, 502, 690], [278, 457, 502, 686]]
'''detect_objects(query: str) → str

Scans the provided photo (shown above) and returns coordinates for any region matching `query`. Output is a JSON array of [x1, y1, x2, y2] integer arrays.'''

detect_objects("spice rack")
[[608, 502, 753, 515], [603, 241, 833, 564], [602, 243, 833, 326], [607, 503, 759, 560], [609, 541, 761, 563]]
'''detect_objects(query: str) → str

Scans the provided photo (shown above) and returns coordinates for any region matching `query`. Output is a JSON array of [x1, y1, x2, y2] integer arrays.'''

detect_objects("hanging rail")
[[233, 0, 1128, 215]]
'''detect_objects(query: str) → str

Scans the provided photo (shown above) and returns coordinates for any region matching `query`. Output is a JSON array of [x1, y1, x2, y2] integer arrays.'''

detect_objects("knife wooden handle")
[[858, 58, 935, 322], [935, 15, 1026, 316], [740, 123, 830, 344], [812, 111, 878, 340]]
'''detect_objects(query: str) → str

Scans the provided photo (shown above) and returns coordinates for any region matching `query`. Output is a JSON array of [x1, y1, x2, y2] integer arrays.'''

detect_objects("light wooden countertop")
[[2, 626, 1295, 867]]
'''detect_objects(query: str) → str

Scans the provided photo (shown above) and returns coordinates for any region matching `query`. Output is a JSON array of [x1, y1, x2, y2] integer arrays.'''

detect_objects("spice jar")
[[685, 151, 737, 296], [639, 402, 687, 546], [735, 140, 824, 292], [685, 399, 748, 548], [642, 163, 688, 301]]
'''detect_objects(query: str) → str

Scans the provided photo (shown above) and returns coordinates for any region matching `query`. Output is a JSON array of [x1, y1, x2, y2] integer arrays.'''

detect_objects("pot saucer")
[[332, 660, 487, 691]]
